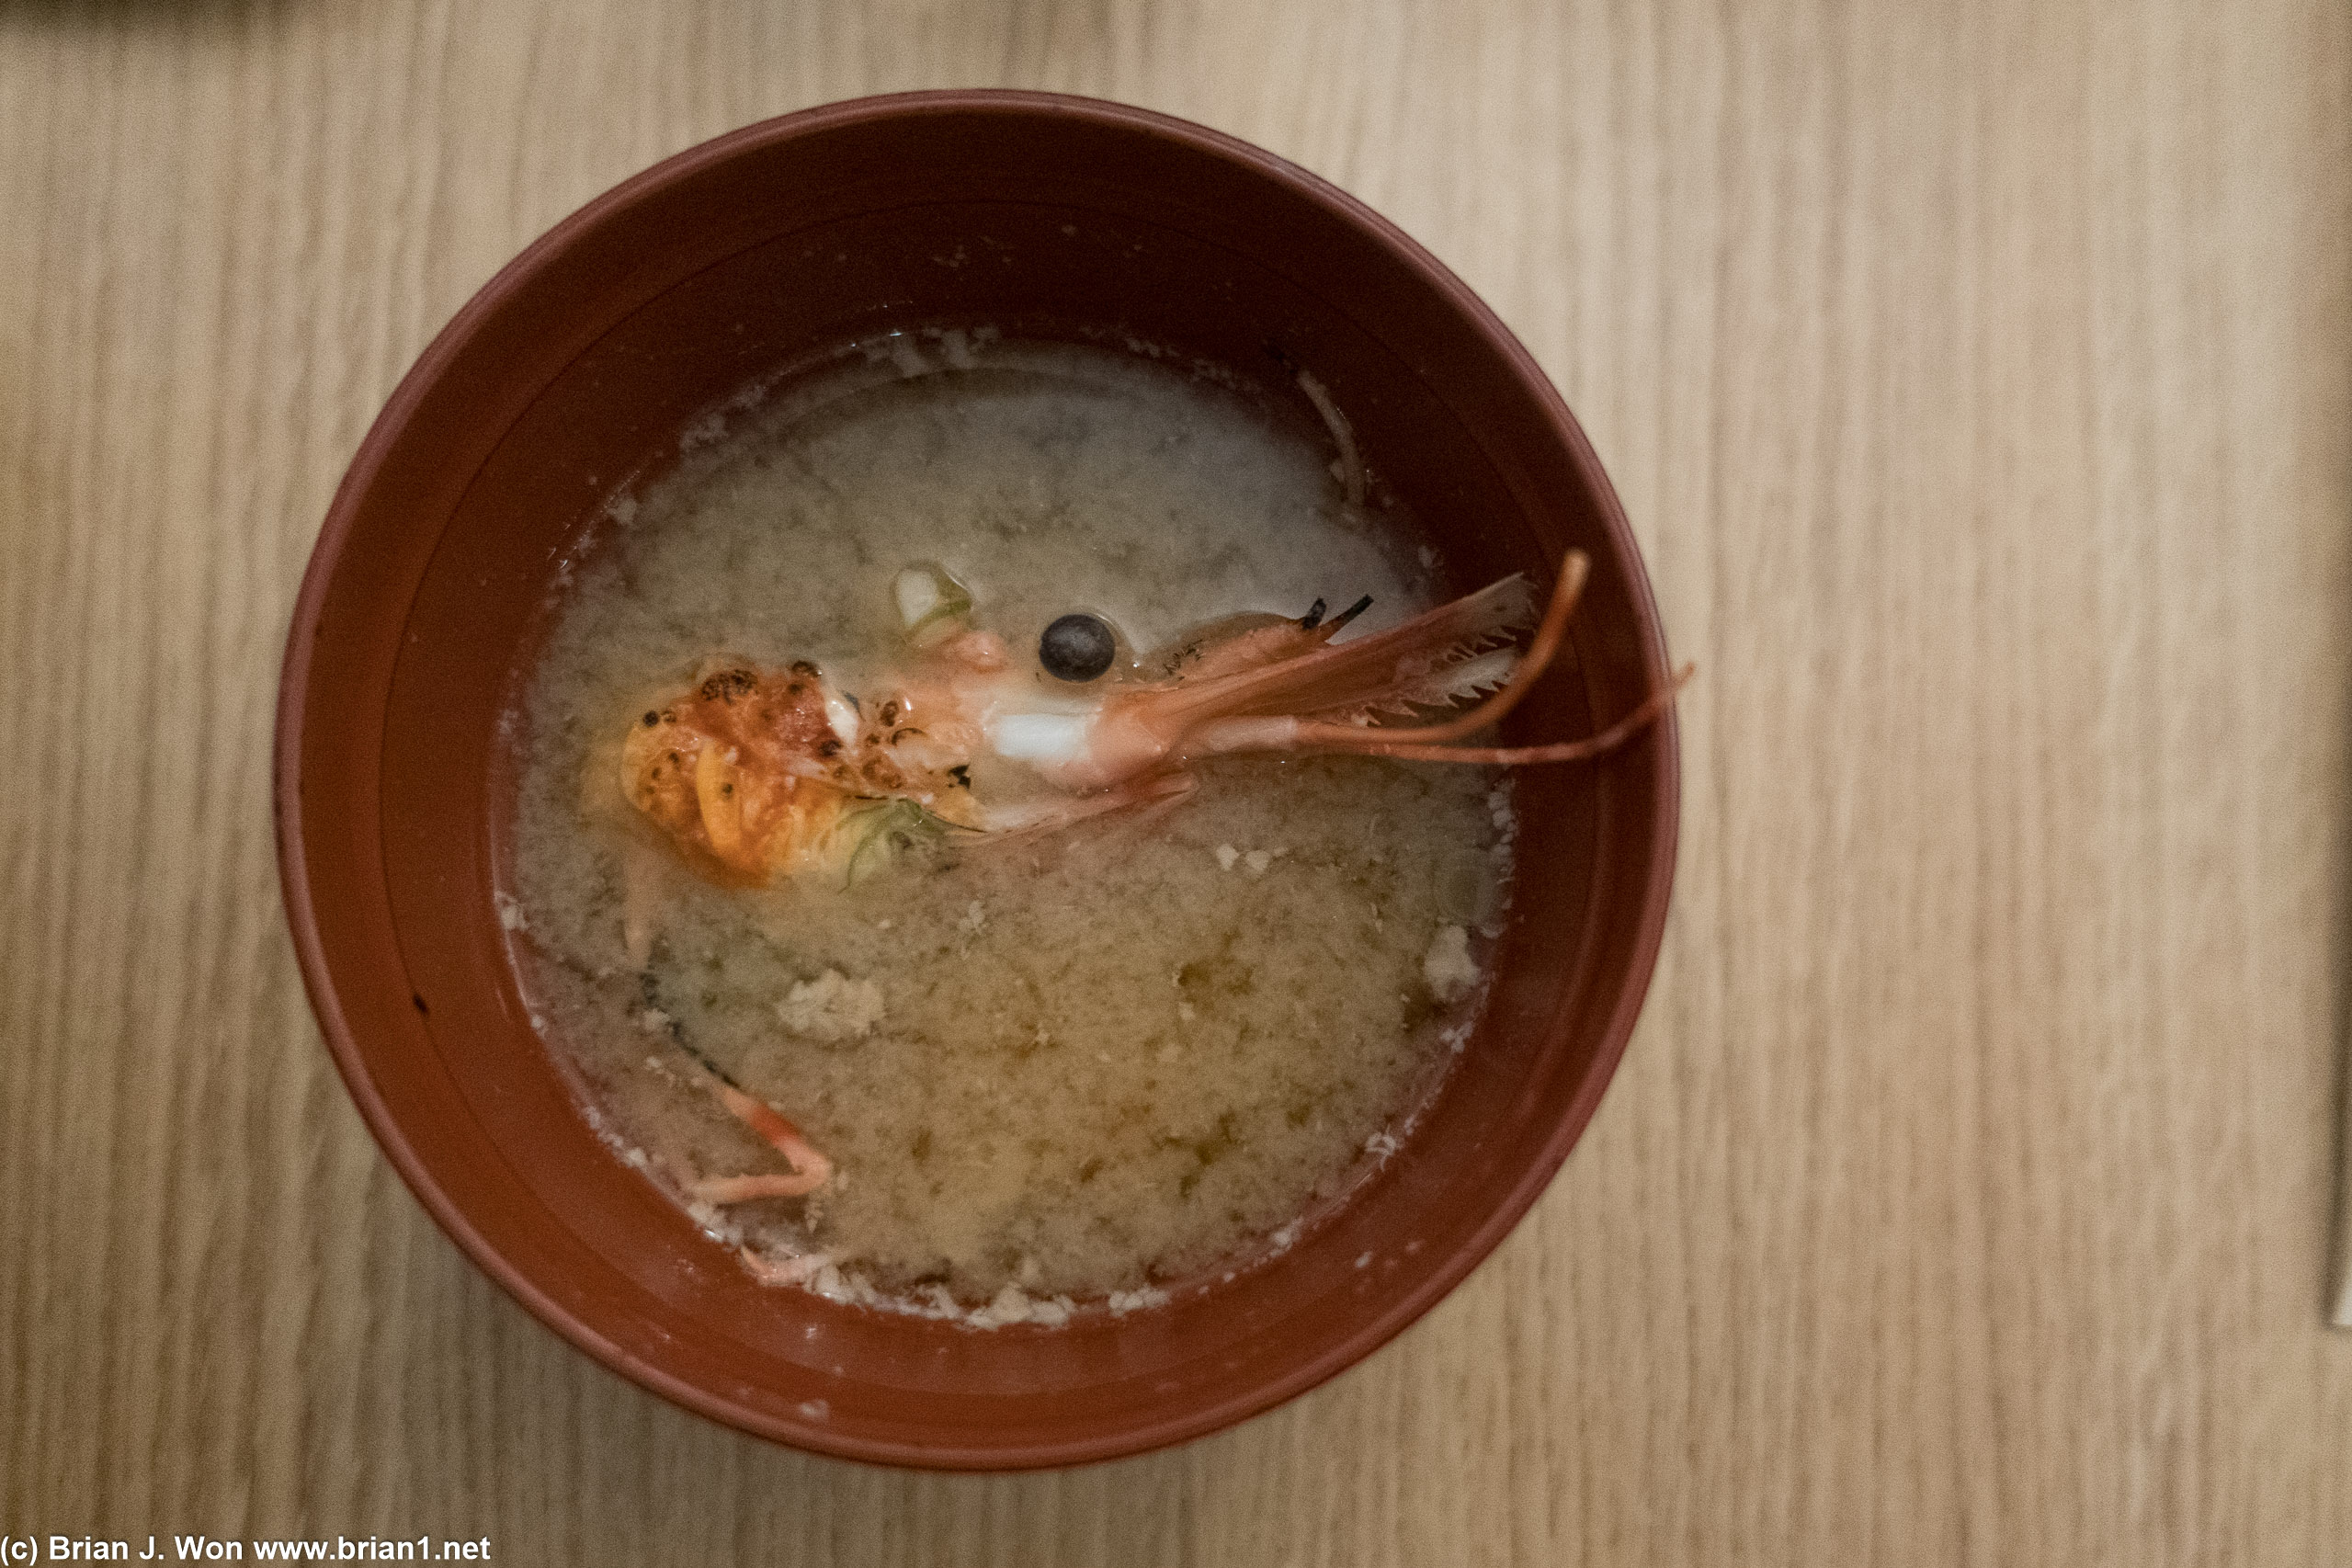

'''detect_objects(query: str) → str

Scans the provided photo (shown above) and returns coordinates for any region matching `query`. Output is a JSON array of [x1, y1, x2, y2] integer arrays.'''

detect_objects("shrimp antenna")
[[1324, 595, 1374, 635]]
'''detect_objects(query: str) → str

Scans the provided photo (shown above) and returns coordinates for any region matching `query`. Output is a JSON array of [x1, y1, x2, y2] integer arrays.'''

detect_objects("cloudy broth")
[[506, 335, 1513, 1324]]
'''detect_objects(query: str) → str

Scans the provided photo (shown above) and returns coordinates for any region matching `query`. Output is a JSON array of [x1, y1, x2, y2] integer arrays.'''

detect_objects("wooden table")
[[5, 1, 2347, 1561]]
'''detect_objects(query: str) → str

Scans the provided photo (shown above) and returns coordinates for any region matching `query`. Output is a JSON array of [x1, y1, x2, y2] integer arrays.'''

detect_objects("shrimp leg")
[[979, 769, 1198, 839], [1287, 550, 1590, 748], [1290, 665, 1695, 763], [638, 971, 834, 1201], [1169, 550, 1689, 767]]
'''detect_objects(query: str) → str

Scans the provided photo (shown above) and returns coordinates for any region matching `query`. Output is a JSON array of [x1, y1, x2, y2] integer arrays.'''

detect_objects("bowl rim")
[[274, 87, 1680, 1470]]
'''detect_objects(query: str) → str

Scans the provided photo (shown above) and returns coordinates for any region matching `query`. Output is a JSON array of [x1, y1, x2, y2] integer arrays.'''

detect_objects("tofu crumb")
[[1422, 925, 1478, 1001], [1215, 844, 1240, 870], [778, 969, 886, 1041], [937, 327, 980, 369], [1107, 1286, 1170, 1316], [494, 892, 528, 931], [973, 1283, 1036, 1326], [1244, 848, 1273, 876], [958, 900, 987, 935]]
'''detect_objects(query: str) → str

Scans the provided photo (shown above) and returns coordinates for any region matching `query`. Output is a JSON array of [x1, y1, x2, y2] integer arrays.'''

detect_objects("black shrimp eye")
[[1039, 613, 1118, 682]]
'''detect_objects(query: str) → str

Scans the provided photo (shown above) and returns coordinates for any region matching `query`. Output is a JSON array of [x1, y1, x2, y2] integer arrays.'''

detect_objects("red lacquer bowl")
[[275, 91, 1678, 1470]]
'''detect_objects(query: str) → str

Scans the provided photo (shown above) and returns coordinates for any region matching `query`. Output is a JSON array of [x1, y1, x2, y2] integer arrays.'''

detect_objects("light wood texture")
[[4, 1, 2348, 1562]]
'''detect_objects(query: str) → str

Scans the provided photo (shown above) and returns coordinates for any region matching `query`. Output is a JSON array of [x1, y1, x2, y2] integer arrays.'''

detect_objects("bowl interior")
[[279, 93, 1676, 1469]]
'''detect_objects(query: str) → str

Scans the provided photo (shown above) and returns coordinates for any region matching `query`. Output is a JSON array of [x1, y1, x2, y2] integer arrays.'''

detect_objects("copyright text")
[[0, 1538, 492, 1563]]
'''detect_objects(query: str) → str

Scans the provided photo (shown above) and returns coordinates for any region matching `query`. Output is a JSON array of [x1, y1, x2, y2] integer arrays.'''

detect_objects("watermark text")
[[0, 1537, 492, 1563]]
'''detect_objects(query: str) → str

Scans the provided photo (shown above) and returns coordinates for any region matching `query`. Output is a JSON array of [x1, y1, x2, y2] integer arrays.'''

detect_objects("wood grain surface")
[[5, 0, 2349, 1562]]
